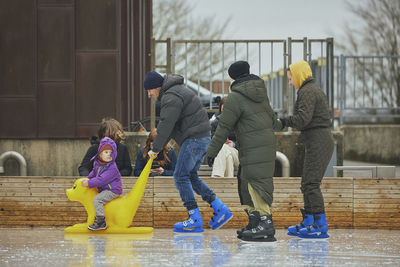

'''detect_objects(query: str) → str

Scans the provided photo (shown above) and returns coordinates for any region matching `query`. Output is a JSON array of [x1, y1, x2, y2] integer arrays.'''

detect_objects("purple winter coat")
[[87, 137, 122, 194]]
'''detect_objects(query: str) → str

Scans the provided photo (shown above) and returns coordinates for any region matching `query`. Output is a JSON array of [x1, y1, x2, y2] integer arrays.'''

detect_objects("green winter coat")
[[206, 74, 282, 206]]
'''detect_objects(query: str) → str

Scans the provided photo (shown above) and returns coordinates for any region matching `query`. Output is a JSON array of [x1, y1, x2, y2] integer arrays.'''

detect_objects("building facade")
[[0, 0, 152, 138]]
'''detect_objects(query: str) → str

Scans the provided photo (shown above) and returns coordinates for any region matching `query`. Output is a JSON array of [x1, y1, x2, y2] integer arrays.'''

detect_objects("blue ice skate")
[[209, 196, 233, 230], [288, 209, 314, 236], [299, 213, 329, 239], [173, 208, 204, 233]]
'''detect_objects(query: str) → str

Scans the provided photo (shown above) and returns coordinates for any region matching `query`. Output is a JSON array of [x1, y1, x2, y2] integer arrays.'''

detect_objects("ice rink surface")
[[1, 228, 399, 266]]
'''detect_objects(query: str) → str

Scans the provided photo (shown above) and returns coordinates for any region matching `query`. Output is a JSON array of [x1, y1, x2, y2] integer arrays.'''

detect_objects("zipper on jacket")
[[97, 166, 102, 176]]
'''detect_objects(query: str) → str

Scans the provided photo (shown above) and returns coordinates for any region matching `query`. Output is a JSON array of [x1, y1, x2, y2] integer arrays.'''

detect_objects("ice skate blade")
[[239, 235, 277, 242], [173, 227, 204, 233], [210, 212, 233, 230], [299, 232, 329, 239], [287, 231, 300, 237], [174, 232, 204, 236]]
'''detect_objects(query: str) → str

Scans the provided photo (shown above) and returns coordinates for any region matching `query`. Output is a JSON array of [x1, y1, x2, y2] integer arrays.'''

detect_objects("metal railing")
[[149, 38, 399, 127], [151, 38, 334, 118], [336, 55, 400, 124]]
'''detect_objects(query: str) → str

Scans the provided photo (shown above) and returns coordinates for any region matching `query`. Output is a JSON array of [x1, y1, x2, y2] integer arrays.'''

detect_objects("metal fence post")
[[166, 38, 172, 74], [287, 37, 293, 116], [282, 40, 288, 115], [339, 54, 345, 125], [303, 37, 308, 61], [150, 38, 156, 130], [327, 38, 334, 111]]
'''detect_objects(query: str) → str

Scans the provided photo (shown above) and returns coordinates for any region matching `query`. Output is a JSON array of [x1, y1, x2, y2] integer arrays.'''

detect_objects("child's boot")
[[288, 209, 314, 236], [299, 213, 329, 238], [173, 208, 204, 233], [209, 196, 233, 230], [240, 211, 276, 242], [88, 216, 107, 231]]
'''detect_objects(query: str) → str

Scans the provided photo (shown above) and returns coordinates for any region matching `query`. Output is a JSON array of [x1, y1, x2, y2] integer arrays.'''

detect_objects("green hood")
[[231, 77, 267, 103]]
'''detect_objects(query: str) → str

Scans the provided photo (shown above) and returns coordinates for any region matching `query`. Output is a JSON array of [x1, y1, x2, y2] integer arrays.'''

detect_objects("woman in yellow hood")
[[282, 60, 334, 239], [287, 60, 313, 89]]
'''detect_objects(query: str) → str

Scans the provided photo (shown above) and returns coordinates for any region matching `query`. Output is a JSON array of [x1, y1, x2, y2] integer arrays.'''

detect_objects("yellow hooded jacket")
[[289, 60, 312, 89]]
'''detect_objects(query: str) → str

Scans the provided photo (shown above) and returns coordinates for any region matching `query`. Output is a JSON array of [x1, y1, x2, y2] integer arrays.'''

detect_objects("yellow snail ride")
[[64, 158, 154, 234]]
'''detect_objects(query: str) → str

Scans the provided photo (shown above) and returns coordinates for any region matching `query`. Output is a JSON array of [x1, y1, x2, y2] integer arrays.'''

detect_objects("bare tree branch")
[[152, 0, 237, 88], [338, 0, 400, 107]]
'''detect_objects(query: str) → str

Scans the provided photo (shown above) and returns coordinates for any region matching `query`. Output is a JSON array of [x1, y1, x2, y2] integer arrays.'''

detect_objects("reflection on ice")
[[64, 233, 154, 266], [287, 238, 329, 266], [210, 237, 231, 266], [0, 229, 400, 266]]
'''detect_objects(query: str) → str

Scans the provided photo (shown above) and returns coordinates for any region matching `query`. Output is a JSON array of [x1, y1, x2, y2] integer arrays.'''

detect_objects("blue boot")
[[209, 196, 233, 230], [299, 213, 329, 238], [288, 209, 314, 236], [173, 208, 204, 233]]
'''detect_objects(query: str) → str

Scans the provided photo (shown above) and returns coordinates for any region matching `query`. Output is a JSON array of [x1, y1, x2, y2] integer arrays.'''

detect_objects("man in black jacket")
[[143, 71, 233, 233]]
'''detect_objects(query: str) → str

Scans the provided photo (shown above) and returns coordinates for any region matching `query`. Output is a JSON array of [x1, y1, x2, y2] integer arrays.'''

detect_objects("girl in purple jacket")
[[81, 137, 122, 231]]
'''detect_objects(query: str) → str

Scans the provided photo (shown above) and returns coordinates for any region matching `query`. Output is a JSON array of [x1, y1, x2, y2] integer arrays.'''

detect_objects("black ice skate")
[[88, 216, 107, 231], [237, 209, 259, 238], [240, 212, 276, 242]]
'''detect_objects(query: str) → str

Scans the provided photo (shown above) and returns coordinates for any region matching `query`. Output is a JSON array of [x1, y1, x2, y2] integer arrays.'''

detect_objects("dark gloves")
[[207, 156, 215, 167], [279, 118, 286, 130]]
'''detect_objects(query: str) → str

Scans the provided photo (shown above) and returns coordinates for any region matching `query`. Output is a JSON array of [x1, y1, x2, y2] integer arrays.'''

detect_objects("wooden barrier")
[[353, 178, 400, 229], [0, 176, 399, 229], [0, 177, 153, 228]]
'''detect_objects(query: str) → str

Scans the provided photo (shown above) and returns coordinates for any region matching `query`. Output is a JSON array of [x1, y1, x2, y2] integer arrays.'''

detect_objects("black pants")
[[301, 128, 334, 214]]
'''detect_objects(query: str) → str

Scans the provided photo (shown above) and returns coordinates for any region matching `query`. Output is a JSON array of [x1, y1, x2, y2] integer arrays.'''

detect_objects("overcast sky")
[[192, 0, 356, 43], [154, 0, 366, 74]]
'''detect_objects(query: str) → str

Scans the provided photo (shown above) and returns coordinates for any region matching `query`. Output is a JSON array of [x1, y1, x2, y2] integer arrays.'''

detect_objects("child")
[[134, 129, 177, 177], [81, 137, 122, 231], [78, 117, 133, 176]]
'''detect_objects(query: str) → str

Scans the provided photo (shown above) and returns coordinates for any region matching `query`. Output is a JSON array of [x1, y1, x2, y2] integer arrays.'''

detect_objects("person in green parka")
[[206, 61, 283, 242]]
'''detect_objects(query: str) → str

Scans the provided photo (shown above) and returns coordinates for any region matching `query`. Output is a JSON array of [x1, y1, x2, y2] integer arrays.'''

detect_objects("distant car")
[[155, 78, 226, 117], [184, 79, 224, 110]]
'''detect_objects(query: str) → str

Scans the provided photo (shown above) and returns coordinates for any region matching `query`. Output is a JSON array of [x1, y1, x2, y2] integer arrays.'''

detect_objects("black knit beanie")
[[228, 61, 250, 80], [144, 71, 164, 90]]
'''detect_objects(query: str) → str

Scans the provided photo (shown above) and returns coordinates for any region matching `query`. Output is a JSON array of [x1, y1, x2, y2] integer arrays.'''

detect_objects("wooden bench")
[[0, 176, 399, 229]]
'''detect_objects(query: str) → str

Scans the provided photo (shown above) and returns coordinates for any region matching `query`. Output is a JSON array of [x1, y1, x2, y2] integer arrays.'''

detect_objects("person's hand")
[[225, 139, 234, 147], [151, 167, 164, 175], [207, 156, 215, 167], [148, 150, 158, 159], [81, 178, 89, 187]]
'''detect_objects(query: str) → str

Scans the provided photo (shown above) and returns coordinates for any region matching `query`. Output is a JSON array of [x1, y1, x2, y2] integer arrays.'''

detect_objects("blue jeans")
[[173, 136, 215, 210]]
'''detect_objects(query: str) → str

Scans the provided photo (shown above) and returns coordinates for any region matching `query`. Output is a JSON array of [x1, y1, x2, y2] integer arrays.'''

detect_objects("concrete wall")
[[0, 133, 152, 176], [0, 139, 90, 176], [0, 131, 343, 177], [341, 125, 400, 164]]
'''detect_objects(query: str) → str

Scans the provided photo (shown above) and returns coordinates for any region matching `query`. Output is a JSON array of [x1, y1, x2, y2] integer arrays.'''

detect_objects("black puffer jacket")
[[152, 74, 211, 152]]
